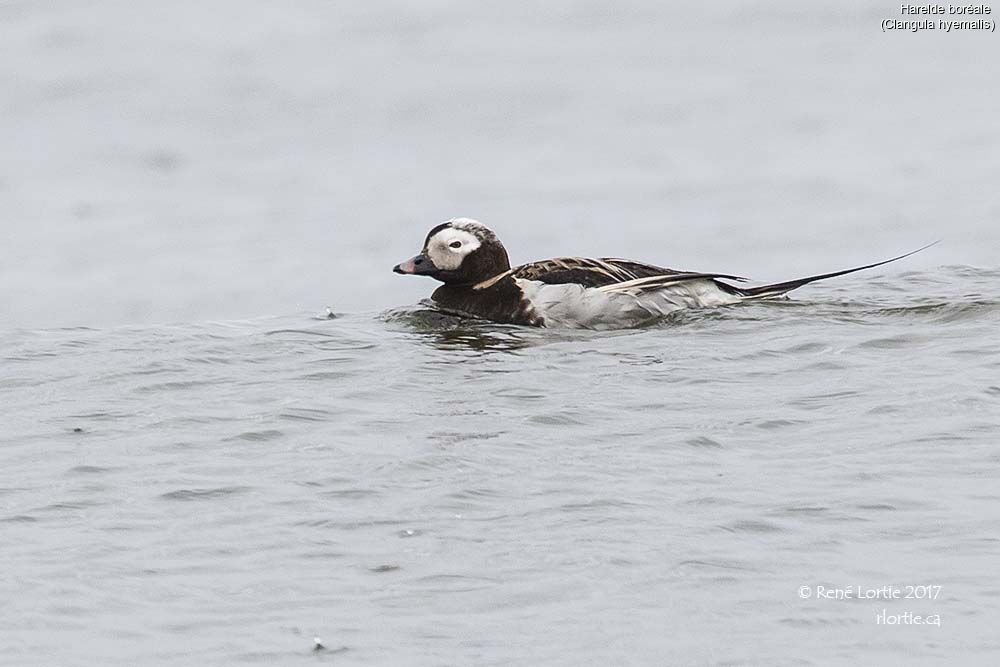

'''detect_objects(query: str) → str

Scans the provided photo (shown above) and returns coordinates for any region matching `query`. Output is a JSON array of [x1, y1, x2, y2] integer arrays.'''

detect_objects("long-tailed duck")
[[393, 218, 932, 329]]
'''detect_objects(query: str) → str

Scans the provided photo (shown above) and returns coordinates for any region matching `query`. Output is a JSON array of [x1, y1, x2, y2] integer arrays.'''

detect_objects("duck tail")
[[732, 242, 938, 300]]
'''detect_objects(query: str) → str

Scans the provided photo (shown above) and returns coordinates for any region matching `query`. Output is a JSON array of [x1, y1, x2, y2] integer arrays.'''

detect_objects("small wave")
[[264, 328, 339, 338], [224, 429, 284, 442], [134, 379, 220, 393], [721, 519, 786, 534], [686, 435, 724, 448], [854, 333, 929, 350], [66, 465, 113, 475], [867, 299, 1000, 323], [279, 408, 333, 422], [160, 486, 252, 501]]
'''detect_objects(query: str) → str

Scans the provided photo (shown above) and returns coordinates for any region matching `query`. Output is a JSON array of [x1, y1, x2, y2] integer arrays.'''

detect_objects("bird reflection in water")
[[382, 304, 540, 352]]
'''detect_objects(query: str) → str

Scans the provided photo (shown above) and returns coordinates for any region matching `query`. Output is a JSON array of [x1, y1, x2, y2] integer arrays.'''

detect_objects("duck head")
[[393, 218, 511, 285]]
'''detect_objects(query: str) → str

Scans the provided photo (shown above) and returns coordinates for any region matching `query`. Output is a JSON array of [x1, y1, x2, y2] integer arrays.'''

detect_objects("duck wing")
[[510, 257, 747, 288], [597, 272, 748, 296]]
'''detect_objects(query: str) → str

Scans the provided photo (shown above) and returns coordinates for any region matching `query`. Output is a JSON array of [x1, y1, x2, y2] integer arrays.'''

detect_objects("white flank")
[[516, 278, 742, 329]]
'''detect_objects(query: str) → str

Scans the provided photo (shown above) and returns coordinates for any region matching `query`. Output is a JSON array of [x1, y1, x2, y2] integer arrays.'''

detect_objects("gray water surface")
[[4, 268, 1000, 665]]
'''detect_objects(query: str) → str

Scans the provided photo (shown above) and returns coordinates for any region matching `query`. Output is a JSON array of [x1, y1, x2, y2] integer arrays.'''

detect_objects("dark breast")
[[431, 278, 543, 326]]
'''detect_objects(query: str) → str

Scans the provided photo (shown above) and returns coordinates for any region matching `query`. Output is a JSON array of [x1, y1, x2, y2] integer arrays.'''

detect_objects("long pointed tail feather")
[[732, 241, 939, 300]]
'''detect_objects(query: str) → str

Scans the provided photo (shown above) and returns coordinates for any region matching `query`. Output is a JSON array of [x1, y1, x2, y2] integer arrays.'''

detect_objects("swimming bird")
[[393, 218, 932, 329]]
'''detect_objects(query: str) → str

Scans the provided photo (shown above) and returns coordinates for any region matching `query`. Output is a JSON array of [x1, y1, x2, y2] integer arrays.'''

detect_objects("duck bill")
[[393, 253, 439, 276]]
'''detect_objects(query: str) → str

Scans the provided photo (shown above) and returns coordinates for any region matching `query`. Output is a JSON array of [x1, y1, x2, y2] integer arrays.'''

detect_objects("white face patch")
[[425, 228, 481, 271]]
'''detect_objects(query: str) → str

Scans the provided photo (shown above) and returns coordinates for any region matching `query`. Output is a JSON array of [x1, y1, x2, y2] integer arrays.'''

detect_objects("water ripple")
[[160, 486, 253, 501]]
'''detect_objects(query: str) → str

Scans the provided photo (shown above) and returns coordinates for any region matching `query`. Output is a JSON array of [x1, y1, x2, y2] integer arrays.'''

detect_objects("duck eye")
[[449, 241, 462, 249]]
